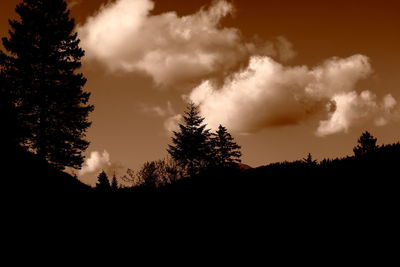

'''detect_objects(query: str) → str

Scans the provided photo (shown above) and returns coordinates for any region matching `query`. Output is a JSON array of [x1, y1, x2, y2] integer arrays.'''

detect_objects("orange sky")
[[1, 0, 399, 185]]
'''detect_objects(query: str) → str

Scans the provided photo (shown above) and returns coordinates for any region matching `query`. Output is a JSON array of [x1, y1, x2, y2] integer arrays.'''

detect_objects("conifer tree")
[[211, 125, 242, 167], [111, 174, 119, 191], [353, 131, 378, 157], [167, 103, 213, 176], [303, 153, 317, 166], [96, 170, 110, 191], [0, 0, 93, 169]]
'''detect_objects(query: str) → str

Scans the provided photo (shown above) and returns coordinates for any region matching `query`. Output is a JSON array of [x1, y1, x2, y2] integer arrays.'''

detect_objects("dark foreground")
[[3, 143, 399, 204]]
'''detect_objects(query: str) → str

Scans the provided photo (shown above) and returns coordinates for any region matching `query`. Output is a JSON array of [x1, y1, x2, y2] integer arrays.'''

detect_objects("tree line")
[[93, 108, 396, 193], [94, 103, 243, 191]]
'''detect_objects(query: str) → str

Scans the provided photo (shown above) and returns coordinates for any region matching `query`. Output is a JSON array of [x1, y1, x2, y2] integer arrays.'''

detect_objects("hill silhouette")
[[1, 135, 399, 211], [115, 141, 399, 202], [3, 146, 91, 193]]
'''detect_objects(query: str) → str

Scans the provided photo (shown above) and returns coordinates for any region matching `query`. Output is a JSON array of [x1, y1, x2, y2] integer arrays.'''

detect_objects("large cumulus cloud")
[[78, 0, 398, 136], [189, 54, 399, 135], [78, 0, 293, 86]]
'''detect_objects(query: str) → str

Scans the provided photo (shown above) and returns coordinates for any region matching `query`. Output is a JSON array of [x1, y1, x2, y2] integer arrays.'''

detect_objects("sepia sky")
[[1, 0, 399, 185]]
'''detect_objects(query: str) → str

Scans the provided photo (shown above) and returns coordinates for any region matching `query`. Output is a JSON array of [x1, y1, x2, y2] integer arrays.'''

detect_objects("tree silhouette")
[[303, 153, 317, 166], [137, 161, 158, 187], [96, 170, 111, 191], [167, 103, 213, 176], [211, 125, 242, 167], [0, 68, 14, 150], [121, 168, 137, 186], [0, 0, 93, 169], [353, 131, 378, 157], [0, 56, 26, 152], [163, 157, 182, 184], [111, 174, 119, 191]]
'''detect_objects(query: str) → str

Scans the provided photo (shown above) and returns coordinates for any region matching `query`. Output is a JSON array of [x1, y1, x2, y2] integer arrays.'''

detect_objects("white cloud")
[[164, 114, 183, 133], [189, 54, 398, 135], [317, 91, 398, 136], [77, 0, 398, 136], [78, 0, 295, 86], [79, 150, 111, 176], [382, 94, 397, 110], [140, 101, 182, 133], [140, 101, 175, 117], [77, 150, 125, 187]]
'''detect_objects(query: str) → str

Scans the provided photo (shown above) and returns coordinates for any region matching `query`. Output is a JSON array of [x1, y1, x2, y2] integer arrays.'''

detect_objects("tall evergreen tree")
[[96, 170, 110, 191], [211, 125, 242, 168], [167, 103, 213, 176], [0, 0, 93, 169], [353, 131, 378, 157], [111, 173, 119, 191]]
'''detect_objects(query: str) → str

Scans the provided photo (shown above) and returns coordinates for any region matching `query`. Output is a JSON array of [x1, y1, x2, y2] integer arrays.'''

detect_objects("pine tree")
[[303, 153, 317, 166], [167, 103, 213, 176], [0, 0, 93, 169], [353, 131, 378, 157], [111, 174, 119, 191], [211, 125, 242, 168], [96, 170, 110, 191]]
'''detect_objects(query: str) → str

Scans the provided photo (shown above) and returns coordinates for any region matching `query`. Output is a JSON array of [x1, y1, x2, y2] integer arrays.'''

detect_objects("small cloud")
[[79, 150, 111, 176], [275, 36, 297, 62], [140, 101, 174, 117], [316, 91, 398, 136], [77, 150, 124, 186], [140, 101, 183, 133], [164, 114, 183, 133]]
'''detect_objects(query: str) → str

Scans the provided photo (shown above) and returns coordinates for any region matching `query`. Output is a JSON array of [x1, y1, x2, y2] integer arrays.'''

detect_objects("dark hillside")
[[2, 146, 91, 193]]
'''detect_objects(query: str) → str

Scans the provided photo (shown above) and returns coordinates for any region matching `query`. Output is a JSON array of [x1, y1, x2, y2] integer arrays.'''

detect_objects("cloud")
[[188, 54, 397, 135], [139, 101, 175, 117], [79, 150, 112, 176], [317, 91, 398, 136], [273, 36, 297, 62], [78, 0, 398, 136], [78, 0, 295, 86], [77, 150, 124, 186], [164, 114, 183, 133], [140, 101, 183, 133]]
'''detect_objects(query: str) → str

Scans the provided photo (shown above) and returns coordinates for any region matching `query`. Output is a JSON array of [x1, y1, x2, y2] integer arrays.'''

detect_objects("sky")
[[1, 0, 399, 185]]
